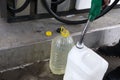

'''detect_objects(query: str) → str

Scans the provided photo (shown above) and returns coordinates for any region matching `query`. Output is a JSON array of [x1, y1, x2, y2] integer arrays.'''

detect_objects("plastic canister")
[[64, 43, 108, 80]]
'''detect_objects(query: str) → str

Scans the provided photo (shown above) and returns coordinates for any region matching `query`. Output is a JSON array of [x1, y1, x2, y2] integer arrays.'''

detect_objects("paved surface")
[[0, 8, 120, 49], [0, 8, 120, 80]]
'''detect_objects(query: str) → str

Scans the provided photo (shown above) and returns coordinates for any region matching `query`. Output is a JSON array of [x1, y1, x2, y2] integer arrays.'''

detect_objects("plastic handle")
[[89, 0, 102, 21]]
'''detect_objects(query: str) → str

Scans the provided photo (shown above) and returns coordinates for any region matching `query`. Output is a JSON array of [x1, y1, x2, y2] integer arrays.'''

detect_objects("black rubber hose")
[[96, 0, 119, 19], [42, 0, 88, 25], [51, 0, 65, 4], [42, 0, 119, 25], [7, 0, 31, 13]]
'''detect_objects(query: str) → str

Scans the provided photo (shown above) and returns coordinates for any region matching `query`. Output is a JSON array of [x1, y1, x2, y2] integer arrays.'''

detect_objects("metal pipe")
[[78, 20, 90, 48]]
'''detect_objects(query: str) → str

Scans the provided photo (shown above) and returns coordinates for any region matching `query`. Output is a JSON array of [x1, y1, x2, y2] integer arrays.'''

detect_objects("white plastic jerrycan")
[[64, 43, 108, 80]]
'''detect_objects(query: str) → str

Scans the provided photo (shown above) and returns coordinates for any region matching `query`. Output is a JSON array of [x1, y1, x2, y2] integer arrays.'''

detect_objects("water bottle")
[[49, 27, 74, 75]]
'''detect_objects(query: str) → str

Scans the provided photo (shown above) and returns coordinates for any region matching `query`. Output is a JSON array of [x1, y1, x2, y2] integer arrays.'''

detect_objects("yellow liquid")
[[49, 36, 74, 75]]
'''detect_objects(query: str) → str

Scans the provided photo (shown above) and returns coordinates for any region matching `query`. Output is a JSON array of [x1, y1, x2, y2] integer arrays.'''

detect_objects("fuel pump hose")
[[7, 0, 119, 24], [42, 0, 87, 25], [96, 0, 119, 19], [42, 0, 119, 25]]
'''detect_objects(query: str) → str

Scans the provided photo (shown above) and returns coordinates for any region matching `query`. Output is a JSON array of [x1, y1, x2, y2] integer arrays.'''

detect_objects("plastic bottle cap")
[[60, 27, 70, 37], [45, 31, 52, 37]]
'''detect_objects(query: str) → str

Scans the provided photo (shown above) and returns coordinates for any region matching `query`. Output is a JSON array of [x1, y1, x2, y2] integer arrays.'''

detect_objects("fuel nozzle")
[[77, 0, 102, 48], [89, 0, 102, 21]]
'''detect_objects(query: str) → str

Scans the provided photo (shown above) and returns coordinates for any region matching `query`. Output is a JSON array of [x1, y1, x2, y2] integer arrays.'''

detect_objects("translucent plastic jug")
[[64, 43, 108, 80], [49, 27, 74, 75]]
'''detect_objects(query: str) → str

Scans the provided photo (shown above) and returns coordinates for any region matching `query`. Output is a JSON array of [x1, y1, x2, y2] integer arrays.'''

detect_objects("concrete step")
[[0, 8, 120, 71]]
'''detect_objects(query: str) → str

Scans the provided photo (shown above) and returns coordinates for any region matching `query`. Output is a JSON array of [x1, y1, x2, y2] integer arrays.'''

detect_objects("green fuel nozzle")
[[89, 0, 102, 21], [78, 0, 102, 47]]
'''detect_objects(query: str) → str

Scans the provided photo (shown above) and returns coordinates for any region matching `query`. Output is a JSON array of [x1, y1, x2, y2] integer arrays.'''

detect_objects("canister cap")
[[60, 26, 70, 37], [45, 31, 52, 37]]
